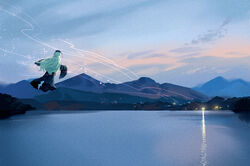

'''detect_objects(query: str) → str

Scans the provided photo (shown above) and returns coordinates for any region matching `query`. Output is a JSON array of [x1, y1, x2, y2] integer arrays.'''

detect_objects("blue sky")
[[0, 0, 250, 87]]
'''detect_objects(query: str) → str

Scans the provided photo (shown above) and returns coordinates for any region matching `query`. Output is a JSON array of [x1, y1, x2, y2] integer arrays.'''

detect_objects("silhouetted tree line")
[[0, 93, 34, 119], [233, 97, 250, 113]]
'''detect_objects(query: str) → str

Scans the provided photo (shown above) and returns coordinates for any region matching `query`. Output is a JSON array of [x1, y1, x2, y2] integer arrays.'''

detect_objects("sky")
[[0, 0, 250, 87]]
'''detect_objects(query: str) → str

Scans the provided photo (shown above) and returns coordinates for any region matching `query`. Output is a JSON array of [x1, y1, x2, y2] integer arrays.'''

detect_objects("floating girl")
[[30, 50, 67, 92]]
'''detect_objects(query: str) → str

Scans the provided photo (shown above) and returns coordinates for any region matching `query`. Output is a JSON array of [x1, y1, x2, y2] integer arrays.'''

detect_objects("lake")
[[0, 111, 249, 166]]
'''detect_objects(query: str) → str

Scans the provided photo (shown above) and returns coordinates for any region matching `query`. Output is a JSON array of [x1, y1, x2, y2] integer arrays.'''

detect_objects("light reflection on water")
[[200, 110, 207, 166], [0, 111, 249, 166]]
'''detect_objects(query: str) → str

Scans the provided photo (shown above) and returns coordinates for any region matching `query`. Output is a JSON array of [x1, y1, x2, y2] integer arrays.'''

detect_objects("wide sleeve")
[[34, 59, 44, 66], [59, 64, 67, 79]]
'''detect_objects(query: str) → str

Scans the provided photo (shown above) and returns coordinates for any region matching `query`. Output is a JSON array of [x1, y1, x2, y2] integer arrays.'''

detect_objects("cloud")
[[168, 18, 232, 59], [164, 63, 186, 72], [190, 30, 225, 44], [169, 47, 204, 54], [188, 18, 231, 45], [204, 39, 250, 58], [130, 64, 166, 76], [126, 50, 166, 60], [226, 51, 249, 57], [36, 0, 164, 37], [220, 17, 232, 27], [144, 53, 166, 59], [126, 50, 153, 59], [0, 0, 164, 41], [185, 67, 204, 74], [151, 55, 250, 87]]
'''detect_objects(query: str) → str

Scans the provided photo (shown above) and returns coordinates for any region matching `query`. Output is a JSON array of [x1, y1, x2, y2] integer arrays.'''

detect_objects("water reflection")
[[237, 113, 250, 123], [200, 110, 208, 166]]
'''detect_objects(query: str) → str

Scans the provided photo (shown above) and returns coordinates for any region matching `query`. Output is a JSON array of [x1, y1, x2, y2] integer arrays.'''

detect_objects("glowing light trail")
[[0, 3, 138, 83]]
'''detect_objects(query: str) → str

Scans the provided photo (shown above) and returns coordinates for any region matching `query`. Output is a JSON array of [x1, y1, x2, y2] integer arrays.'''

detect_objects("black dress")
[[30, 72, 56, 92], [30, 61, 67, 92]]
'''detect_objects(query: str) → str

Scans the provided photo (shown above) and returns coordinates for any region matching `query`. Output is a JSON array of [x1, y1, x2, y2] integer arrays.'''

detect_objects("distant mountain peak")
[[214, 76, 225, 79], [17, 80, 30, 84], [137, 77, 156, 84], [194, 76, 250, 97], [209, 76, 227, 82], [201, 76, 229, 87], [79, 73, 94, 78], [72, 73, 96, 80], [57, 73, 99, 84], [231, 79, 249, 85]]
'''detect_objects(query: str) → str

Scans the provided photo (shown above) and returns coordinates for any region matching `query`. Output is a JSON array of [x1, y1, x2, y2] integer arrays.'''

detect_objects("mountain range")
[[194, 76, 250, 97], [0, 73, 207, 104]]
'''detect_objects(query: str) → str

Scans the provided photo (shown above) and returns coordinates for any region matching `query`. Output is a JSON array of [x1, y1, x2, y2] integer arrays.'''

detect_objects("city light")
[[214, 105, 219, 110]]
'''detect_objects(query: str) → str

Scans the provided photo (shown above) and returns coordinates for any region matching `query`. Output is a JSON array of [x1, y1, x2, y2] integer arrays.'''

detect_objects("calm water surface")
[[0, 111, 249, 166]]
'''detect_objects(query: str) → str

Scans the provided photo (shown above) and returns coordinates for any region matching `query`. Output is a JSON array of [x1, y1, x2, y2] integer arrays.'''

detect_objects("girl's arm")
[[34, 59, 44, 66]]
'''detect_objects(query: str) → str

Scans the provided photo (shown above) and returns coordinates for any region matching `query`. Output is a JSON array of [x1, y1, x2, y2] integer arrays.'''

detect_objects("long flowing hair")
[[40, 51, 61, 75]]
